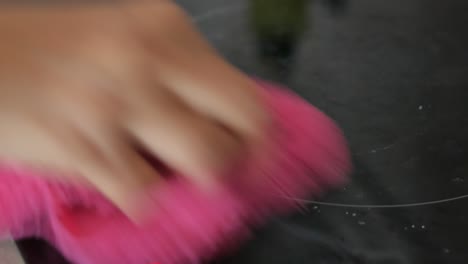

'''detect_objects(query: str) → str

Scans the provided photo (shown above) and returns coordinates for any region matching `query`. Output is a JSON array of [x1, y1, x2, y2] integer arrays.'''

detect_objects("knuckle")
[[190, 123, 242, 169]]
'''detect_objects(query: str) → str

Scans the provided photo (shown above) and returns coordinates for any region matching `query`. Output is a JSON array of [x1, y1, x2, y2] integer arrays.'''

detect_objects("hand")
[[0, 1, 269, 216]]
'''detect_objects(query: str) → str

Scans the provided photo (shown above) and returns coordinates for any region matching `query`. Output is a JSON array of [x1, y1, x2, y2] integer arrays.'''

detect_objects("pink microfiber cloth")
[[0, 81, 350, 264]]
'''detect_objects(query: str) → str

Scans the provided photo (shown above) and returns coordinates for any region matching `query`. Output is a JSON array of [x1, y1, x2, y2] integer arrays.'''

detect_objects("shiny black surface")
[[18, 0, 468, 263]]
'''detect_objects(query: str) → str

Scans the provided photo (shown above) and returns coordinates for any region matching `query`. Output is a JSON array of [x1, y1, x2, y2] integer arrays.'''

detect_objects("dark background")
[[18, 0, 468, 263]]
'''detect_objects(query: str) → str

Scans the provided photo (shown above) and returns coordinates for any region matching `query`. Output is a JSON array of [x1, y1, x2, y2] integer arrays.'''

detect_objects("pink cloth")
[[0, 81, 350, 264]]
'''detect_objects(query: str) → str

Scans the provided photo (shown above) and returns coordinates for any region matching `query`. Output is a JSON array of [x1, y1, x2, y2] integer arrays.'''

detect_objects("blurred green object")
[[250, 0, 309, 37], [250, 0, 309, 61]]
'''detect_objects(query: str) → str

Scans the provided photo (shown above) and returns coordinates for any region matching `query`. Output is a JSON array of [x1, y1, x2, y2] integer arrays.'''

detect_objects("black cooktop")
[[17, 0, 468, 263]]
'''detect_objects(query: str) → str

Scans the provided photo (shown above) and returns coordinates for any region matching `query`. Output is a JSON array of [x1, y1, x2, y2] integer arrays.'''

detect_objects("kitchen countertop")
[[17, 0, 468, 263]]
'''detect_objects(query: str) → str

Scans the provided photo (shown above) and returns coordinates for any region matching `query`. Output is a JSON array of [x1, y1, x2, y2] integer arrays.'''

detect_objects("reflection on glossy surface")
[[248, 0, 349, 81], [250, 0, 307, 57], [249, 0, 308, 82], [18, 0, 468, 263], [322, 0, 349, 15]]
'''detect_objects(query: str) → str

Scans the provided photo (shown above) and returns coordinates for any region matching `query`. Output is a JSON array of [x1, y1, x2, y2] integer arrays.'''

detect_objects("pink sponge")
[[0, 81, 350, 264]]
